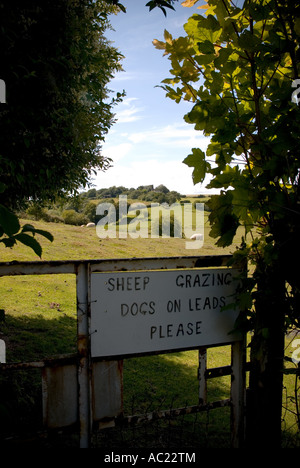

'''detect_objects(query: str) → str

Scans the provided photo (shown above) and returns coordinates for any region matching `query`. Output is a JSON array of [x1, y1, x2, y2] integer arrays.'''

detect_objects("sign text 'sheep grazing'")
[[90, 269, 241, 358]]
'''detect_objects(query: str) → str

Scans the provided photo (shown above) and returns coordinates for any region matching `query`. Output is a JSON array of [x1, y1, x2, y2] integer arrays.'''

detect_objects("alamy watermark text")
[[0, 79, 6, 103], [96, 195, 204, 250]]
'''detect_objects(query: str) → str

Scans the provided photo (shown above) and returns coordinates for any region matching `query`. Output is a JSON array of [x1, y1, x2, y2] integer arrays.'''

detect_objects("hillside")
[[0, 213, 241, 263]]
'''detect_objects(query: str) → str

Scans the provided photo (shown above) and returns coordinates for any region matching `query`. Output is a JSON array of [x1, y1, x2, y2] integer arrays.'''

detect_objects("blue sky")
[[93, 0, 210, 195]]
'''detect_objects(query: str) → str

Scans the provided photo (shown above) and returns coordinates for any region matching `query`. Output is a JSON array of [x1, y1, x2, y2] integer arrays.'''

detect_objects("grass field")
[[0, 213, 299, 447]]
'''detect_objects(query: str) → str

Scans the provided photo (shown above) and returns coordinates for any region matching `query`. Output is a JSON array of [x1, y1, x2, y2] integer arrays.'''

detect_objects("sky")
[[92, 0, 212, 195]]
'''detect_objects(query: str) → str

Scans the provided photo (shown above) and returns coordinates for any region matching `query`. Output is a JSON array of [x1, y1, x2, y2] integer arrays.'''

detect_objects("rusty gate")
[[0, 255, 246, 448]]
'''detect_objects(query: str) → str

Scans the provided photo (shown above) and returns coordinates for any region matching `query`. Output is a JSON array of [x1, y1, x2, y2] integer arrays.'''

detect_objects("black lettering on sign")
[[188, 297, 202, 311], [167, 299, 181, 313], [121, 302, 156, 317], [107, 276, 150, 291], [175, 272, 232, 288], [189, 296, 227, 311], [150, 321, 202, 339], [202, 273, 209, 287]]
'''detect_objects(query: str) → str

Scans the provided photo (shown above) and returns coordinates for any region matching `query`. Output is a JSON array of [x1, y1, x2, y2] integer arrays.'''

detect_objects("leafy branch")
[[146, 0, 177, 16], [155, 0, 300, 445], [0, 204, 53, 258]]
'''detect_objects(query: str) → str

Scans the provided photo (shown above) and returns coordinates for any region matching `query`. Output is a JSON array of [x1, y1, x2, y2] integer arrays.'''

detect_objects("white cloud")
[[114, 97, 144, 124], [98, 121, 211, 194], [111, 71, 137, 82], [102, 142, 133, 162], [127, 123, 209, 151], [93, 158, 210, 195]]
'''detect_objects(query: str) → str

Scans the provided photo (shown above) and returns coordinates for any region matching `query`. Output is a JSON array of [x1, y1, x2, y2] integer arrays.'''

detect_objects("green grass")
[[0, 207, 244, 262], [0, 274, 77, 361], [0, 217, 299, 447]]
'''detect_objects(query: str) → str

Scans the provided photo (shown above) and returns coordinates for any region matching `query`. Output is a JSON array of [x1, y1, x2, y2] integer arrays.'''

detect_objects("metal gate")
[[0, 255, 246, 448]]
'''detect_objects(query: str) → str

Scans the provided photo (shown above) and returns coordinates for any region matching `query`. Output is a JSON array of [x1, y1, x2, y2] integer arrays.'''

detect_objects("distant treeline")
[[19, 185, 210, 226], [80, 184, 184, 204]]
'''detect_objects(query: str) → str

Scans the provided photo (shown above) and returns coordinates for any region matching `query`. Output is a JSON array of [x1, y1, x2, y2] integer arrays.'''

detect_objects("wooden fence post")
[[231, 340, 246, 448], [77, 263, 91, 448], [198, 347, 207, 406]]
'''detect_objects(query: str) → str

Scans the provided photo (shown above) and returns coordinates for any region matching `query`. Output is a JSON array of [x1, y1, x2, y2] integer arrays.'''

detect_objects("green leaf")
[[208, 192, 240, 247], [184, 14, 221, 44], [0, 205, 20, 237], [232, 186, 251, 220], [32, 229, 54, 242], [14, 233, 43, 258], [198, 40, 215, 54], [183, 148, 210, 184], [0, 237, 16, 248], [146, 1, 175, 16], [164, 29, 173, 44], [22, 224, 54, 242], [116, 3, 126, 13], [208, 165, 240, 189], [237, 30, 261, 52], [153, 39, 166, 51]]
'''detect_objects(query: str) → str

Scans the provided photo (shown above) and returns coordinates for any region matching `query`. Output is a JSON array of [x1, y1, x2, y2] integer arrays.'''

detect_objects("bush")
[[62, 210, 89, 226], [26, 204, 50, 221], [45, 210, 64, 223], [83, 201, 96, 222], [25, 204, 64, 223]]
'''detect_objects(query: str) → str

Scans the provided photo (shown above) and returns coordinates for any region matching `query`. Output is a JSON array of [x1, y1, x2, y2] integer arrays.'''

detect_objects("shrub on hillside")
[[26, 204, 50, 221], [62, 210, 89, 226], [82, 201, 96, 222]]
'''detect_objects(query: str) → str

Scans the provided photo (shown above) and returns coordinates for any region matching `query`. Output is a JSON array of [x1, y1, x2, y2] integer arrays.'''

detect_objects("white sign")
[[90, 269, 241, 358]]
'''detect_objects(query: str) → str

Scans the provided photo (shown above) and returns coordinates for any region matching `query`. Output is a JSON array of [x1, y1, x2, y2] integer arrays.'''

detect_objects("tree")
[[0, 0, 123, 209], [0, 0, 180, 256], [0, 0, 123, 255], [154, 0, 300, 447], [155, 184, 170, 193]]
